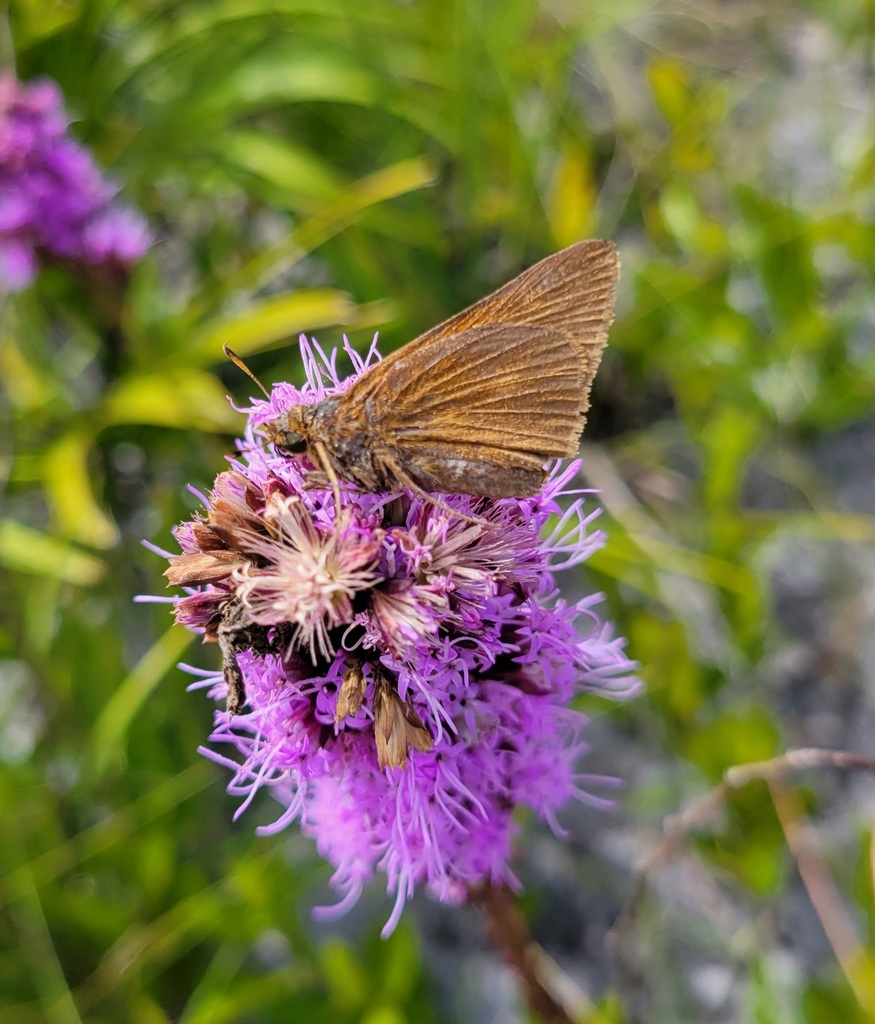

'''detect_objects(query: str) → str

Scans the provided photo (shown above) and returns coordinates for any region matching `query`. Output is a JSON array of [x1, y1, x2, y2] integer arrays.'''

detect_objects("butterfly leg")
[[379, 452, 485, 526], [313, 440, 343, 516]]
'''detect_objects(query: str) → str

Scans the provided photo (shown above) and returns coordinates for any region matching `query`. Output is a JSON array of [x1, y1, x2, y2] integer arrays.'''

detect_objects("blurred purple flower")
[[162, 336, 638, 934], [0, 73, 149, 292]]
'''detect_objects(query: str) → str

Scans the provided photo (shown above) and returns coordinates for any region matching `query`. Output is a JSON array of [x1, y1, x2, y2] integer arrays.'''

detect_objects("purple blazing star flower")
[[0, 73, 149, 292], [161, 335, 638, 934]]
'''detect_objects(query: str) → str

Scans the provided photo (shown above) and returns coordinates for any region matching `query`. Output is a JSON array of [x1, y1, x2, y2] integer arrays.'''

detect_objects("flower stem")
[[471, 883, 600, 1024]]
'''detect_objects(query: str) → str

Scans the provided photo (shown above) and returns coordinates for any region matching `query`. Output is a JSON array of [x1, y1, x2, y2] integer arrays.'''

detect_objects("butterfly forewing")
[[346, 323, 584, 458], [291, 240, 619, 498], [408, 238, 618, 410]]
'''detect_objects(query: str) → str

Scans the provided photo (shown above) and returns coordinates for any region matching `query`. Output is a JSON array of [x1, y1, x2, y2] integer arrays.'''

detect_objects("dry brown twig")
[[612, 747, 875, 1017], [468, 749, 875, 1022]]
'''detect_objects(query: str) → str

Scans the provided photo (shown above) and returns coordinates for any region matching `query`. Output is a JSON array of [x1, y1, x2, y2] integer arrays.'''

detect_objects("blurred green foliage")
[[2, 0, 875, 1021]]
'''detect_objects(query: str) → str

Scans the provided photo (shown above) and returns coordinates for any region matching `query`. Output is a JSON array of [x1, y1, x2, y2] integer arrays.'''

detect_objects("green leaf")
[[191, 290, 357, 362], [220, 44, 377, 110], [379, 923, 421, 1003], [547, 143, 597, 247], [91, 625, 194, 776], [687, 706, 780, 780], [42, 431, 119, 549], [360, 1008, 405, 1024], [9, 0, 81, 48], [0, 520, 105, 585], [319, 939, 369, 1011], [217, 130, 343, 202], [204, 157, 437, 306], [100, 369, 241, 432], [648, 58, 690, 124]]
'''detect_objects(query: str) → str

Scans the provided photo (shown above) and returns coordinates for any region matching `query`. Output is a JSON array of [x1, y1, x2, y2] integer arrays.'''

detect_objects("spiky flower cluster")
[[0, 73, 149, 291], [161, 336, 638, 934]]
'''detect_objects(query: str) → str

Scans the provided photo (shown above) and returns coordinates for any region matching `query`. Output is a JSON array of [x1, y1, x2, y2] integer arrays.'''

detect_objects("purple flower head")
[[0, 73, 149, 292], [162, 335, 638, 935]]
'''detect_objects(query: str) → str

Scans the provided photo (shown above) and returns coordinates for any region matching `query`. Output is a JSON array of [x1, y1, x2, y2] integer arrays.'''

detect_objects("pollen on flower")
[[160, 334, 638, 936], [370, 579, 448, 659], [231, 496, 383, 661]]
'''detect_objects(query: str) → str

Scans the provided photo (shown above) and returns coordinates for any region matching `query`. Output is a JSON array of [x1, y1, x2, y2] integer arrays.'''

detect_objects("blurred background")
[[2, 1, 874, 1021]]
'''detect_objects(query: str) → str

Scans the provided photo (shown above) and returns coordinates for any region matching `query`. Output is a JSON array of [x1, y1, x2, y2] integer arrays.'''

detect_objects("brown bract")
[[164, 471, 270, 598], [335, 659, 367, 723], [265, 239, 619, 501], [373, 668, 433, 769], [164, 472, 287, 713]]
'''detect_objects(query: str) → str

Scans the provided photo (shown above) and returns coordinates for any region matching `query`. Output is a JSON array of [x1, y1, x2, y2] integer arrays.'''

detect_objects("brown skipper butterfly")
[[227, 239, 618, 502]]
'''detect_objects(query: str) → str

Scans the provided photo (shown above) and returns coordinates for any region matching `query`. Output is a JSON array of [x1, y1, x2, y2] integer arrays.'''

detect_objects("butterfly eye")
[[278, 431, 308, 455]]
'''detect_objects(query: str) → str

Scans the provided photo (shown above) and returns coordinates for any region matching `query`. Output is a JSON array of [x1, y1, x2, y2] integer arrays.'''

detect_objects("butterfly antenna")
[[223, 344, 272, 399]]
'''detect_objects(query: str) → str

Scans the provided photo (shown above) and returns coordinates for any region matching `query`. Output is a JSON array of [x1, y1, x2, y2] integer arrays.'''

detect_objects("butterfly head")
[[221, 346, 312, 457], [262, 406, 310, 456]]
